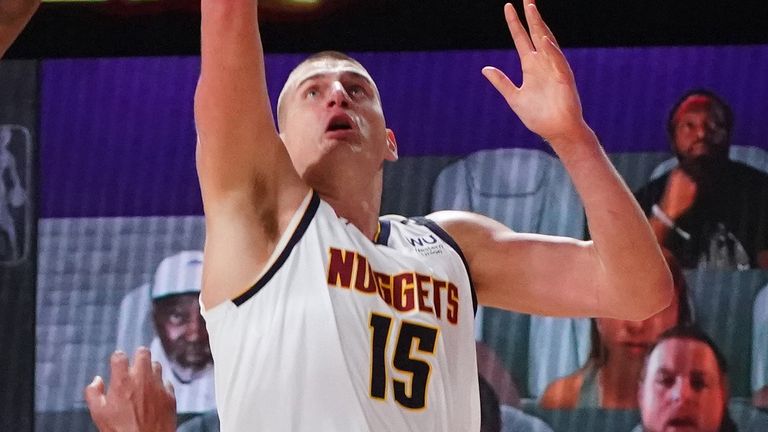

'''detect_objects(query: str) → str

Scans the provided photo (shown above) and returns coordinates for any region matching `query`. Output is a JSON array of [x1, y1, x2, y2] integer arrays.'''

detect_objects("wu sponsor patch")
[[407, 234, 446, 257]]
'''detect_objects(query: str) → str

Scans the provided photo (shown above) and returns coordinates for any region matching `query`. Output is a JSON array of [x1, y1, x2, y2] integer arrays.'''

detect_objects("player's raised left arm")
[[0, 0, 39, 58], [433, 2, 672, 320]]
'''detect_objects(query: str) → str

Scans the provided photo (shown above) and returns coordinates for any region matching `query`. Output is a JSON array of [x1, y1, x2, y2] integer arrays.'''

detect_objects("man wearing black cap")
[[635, 90, 768, 269]]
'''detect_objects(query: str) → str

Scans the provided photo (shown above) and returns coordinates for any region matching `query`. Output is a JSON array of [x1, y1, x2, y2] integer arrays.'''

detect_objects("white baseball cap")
[[151, 250, 204, 300]]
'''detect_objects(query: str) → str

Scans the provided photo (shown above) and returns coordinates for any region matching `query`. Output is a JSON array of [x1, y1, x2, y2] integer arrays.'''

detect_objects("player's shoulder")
[[379, 214, 409, 224], [424, 210, 518, 250], [380, 211, 485, 242], [422, 210, 496, 235], [378, 213, 448, 246], [379, 213, 471, 260]]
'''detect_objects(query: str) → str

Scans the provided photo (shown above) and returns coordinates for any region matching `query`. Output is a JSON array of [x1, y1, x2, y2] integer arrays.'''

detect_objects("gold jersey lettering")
[[326, 247, 459, 325]]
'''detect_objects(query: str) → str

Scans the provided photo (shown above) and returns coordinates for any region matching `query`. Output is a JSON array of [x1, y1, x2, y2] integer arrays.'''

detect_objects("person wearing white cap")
[[149, 250, 216, 413]]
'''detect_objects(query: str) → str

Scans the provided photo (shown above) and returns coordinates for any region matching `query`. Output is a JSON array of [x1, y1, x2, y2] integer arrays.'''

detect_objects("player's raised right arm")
[[195, 0, 308, 308], [195, 0, 303, 201]]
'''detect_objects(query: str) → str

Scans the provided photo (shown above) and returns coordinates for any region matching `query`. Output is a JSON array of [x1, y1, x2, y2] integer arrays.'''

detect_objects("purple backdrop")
[[41, 45, 768, 217]]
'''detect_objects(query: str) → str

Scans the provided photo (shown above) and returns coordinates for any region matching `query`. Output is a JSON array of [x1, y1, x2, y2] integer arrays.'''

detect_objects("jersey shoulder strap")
[[409, 216, 478, 314]]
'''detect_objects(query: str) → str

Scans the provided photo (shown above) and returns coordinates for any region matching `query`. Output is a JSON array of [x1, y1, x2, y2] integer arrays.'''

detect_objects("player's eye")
[[302, 83, 320, 99], [348, 85, 366, 97]]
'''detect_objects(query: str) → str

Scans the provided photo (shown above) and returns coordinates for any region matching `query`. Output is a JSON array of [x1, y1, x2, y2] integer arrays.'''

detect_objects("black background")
[[6, 0, 768, 59]]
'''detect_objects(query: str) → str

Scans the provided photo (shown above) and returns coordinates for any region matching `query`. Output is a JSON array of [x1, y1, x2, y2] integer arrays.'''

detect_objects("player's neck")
[[315, 172, 383, 240]]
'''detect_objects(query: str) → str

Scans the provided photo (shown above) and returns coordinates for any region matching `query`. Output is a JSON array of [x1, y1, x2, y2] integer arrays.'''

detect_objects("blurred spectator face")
[[153, 293, 212, 373], [638, 338, 727, 432], [596, 293, 679, 360], [672, 95, 730, 178]]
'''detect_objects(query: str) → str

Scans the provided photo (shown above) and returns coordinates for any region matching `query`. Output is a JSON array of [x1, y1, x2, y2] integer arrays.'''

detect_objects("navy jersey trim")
[[411, 217, 478, 315], [375, 220, 391, 246], [232, 191, 321, 307]]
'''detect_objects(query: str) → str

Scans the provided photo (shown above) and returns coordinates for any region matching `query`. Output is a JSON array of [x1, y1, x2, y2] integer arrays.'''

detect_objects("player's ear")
[[385, 129, 398, 162]]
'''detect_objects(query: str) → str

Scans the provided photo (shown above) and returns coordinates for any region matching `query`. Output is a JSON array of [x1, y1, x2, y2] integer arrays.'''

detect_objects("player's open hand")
[[84, 348, 177, 432], [482, 1, 586, 144]]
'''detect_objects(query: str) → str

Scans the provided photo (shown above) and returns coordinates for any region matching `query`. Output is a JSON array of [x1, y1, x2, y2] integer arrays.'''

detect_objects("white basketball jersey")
[[202, 191, 480, 431]]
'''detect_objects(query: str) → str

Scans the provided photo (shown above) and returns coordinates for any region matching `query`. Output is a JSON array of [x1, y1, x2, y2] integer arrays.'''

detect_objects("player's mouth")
[[325, 114, 356, 137]]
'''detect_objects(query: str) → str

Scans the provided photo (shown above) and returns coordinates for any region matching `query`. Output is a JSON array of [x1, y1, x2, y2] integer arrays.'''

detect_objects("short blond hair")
[[276, 51, 376, 130]]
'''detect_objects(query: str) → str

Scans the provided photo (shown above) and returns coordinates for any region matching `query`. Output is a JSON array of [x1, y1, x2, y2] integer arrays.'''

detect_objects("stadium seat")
[[683, 269, 768, 398]]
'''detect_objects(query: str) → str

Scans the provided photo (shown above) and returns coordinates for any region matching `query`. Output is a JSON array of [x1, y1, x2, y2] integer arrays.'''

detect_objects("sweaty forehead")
[[284, 59, 377, 95]]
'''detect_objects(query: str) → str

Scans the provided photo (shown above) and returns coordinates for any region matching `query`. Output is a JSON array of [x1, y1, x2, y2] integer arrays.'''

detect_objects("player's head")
[[276, 51, 397, 186], [589, 250, 693, 366], [667, 89, 733, 180], [638, 325, 734, 432], [151, 251, 212, 374]]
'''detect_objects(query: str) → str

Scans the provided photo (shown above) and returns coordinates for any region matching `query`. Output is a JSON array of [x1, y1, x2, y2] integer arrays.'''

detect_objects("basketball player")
[[0, 0, 39, 58], [85, 1, 673, 431]]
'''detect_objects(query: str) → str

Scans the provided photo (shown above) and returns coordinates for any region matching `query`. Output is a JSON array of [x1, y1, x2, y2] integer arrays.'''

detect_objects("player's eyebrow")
[[295, 71, 374, 91]]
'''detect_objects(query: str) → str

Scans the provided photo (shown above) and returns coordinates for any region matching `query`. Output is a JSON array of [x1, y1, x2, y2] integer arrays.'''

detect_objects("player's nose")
[[327, 81, 350, 108]]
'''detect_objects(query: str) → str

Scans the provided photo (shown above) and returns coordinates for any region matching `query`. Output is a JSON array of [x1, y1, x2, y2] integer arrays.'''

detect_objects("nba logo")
[[0, 124, 31, 264]]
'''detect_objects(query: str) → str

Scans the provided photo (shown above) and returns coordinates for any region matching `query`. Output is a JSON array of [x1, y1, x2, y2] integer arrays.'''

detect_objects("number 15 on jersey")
[[368, 312, 440, 409]]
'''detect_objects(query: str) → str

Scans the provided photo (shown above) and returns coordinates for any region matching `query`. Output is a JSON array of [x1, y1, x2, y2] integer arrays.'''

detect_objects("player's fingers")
[[84, 376, 107, 412], [503, 3, 534, 55], [482, 66, 520, 108], [524, 0, 560, 52], [540, 36, 572, 79]]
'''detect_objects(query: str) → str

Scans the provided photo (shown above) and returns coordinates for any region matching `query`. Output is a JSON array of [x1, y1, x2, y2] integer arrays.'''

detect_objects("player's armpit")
[[195, 0, 311, 308]]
